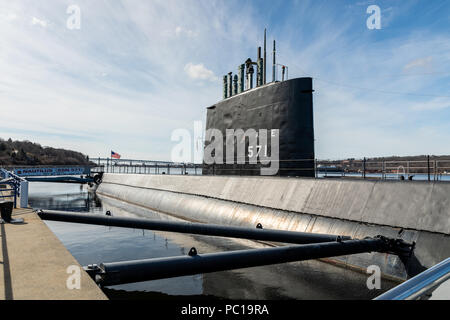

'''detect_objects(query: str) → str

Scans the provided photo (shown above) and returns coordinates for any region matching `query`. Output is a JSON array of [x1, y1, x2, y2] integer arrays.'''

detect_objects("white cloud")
[[31, 17, 48, 27], [410, 98, 450, 111], [404, 56, 433, 71], [184, 63, 218, 82], [6, 13, 17, 21], [175, 26, 197, 38]]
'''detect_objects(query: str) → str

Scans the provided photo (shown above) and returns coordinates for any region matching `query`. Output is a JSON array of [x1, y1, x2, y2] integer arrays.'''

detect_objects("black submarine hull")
[[203, 78, 315, 177]]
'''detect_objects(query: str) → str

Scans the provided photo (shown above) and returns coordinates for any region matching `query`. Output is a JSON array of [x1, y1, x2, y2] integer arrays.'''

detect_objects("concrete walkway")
[[0, 208, 107, 300]]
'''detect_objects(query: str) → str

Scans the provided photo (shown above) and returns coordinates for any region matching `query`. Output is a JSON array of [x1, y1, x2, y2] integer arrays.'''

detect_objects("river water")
[[28, 182, 397, 300]]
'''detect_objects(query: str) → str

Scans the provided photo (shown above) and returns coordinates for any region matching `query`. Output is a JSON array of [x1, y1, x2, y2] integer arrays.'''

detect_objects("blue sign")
[[13, 167, 90, 177]]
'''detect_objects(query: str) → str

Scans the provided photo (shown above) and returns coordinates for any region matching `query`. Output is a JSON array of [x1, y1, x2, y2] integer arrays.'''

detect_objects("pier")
[[0, 207, 107, 300]]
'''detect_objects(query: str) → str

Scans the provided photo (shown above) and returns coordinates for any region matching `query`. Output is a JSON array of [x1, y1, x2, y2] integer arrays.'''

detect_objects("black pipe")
[[89, 238, 389, 286], [26, 177, 94, 184], [37, 210, 350, 245]]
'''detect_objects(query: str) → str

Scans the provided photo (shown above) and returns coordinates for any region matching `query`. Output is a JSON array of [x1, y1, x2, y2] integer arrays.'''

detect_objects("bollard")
[[0, 201, 14, 223], [0, 201, 24, 224]]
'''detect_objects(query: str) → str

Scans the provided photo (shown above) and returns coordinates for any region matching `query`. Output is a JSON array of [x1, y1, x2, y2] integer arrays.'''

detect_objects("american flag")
[[111, 151, 121, 159]]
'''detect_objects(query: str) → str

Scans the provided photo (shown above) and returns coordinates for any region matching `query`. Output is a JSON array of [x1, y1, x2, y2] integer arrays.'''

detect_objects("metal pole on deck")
[[85, 237, 410, 287], [314, 159, 317, 178], [13, 188, 17, 209], [20, 180, 28, 208], [434, 160, 437, 181], [363, 157, 366, 179], [37, 210, 350, 245]]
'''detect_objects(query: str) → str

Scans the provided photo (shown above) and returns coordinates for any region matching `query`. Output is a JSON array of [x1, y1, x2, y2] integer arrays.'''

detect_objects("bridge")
[[4, 165, 91, 177], [1, 165, 100, 184]]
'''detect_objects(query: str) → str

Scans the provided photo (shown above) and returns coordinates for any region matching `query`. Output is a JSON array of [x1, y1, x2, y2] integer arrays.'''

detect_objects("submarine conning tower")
[[203, 31, 315, 177]]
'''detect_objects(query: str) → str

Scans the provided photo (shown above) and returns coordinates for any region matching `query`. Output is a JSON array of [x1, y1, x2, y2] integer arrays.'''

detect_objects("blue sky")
[[0, 0, 449, 161]]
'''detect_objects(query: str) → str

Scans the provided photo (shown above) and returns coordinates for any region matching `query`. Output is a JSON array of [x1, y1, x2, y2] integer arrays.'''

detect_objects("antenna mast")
[[263, 28, 267, 84]]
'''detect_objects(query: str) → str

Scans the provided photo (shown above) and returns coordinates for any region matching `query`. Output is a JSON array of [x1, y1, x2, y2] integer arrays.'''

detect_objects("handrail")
[[0, 168, 27, 208], [86, 156, 450, 181], [1, 168, 25, 181], [374, 258, 450, 300], [2, 164, 94, 169]]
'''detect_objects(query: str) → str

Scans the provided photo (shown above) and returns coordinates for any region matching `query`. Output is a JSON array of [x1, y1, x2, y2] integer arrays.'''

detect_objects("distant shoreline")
[[0, 138, 92, 167]]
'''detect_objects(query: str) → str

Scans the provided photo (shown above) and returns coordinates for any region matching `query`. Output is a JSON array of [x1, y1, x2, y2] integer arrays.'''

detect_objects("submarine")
[[93, 31, 450, 284], [203, 32, 315, 177]]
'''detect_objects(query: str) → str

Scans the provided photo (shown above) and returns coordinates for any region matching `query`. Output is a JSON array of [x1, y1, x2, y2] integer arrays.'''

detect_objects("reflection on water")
[[28, 182, 397, 300], [28, 183, 102, 212]]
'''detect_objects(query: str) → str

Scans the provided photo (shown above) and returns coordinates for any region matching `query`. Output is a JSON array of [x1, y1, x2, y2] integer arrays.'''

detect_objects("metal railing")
[[375, 257, 450, 300], [318, 157, 450, 181], [91, 158, 202, 176], [90, 156, 450, 181], [0, 168, 28, 208], [1, 169, 20, 208], [0, 186, 16, 202]]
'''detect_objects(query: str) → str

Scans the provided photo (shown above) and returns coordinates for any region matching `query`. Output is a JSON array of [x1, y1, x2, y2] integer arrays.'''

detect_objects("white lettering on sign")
[[13, 167, 88, 177]]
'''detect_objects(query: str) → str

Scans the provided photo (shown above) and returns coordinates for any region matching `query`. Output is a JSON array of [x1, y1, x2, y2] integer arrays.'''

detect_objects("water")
[[28, 182, 398, 300]]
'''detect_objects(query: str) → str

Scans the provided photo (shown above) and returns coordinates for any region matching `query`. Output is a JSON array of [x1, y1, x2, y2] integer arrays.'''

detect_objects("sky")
[[0, 0, 449, 161]]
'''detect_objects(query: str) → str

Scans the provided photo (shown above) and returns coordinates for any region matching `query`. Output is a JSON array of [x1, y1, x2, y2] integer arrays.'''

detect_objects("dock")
[[0, 207, 107, 300]]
